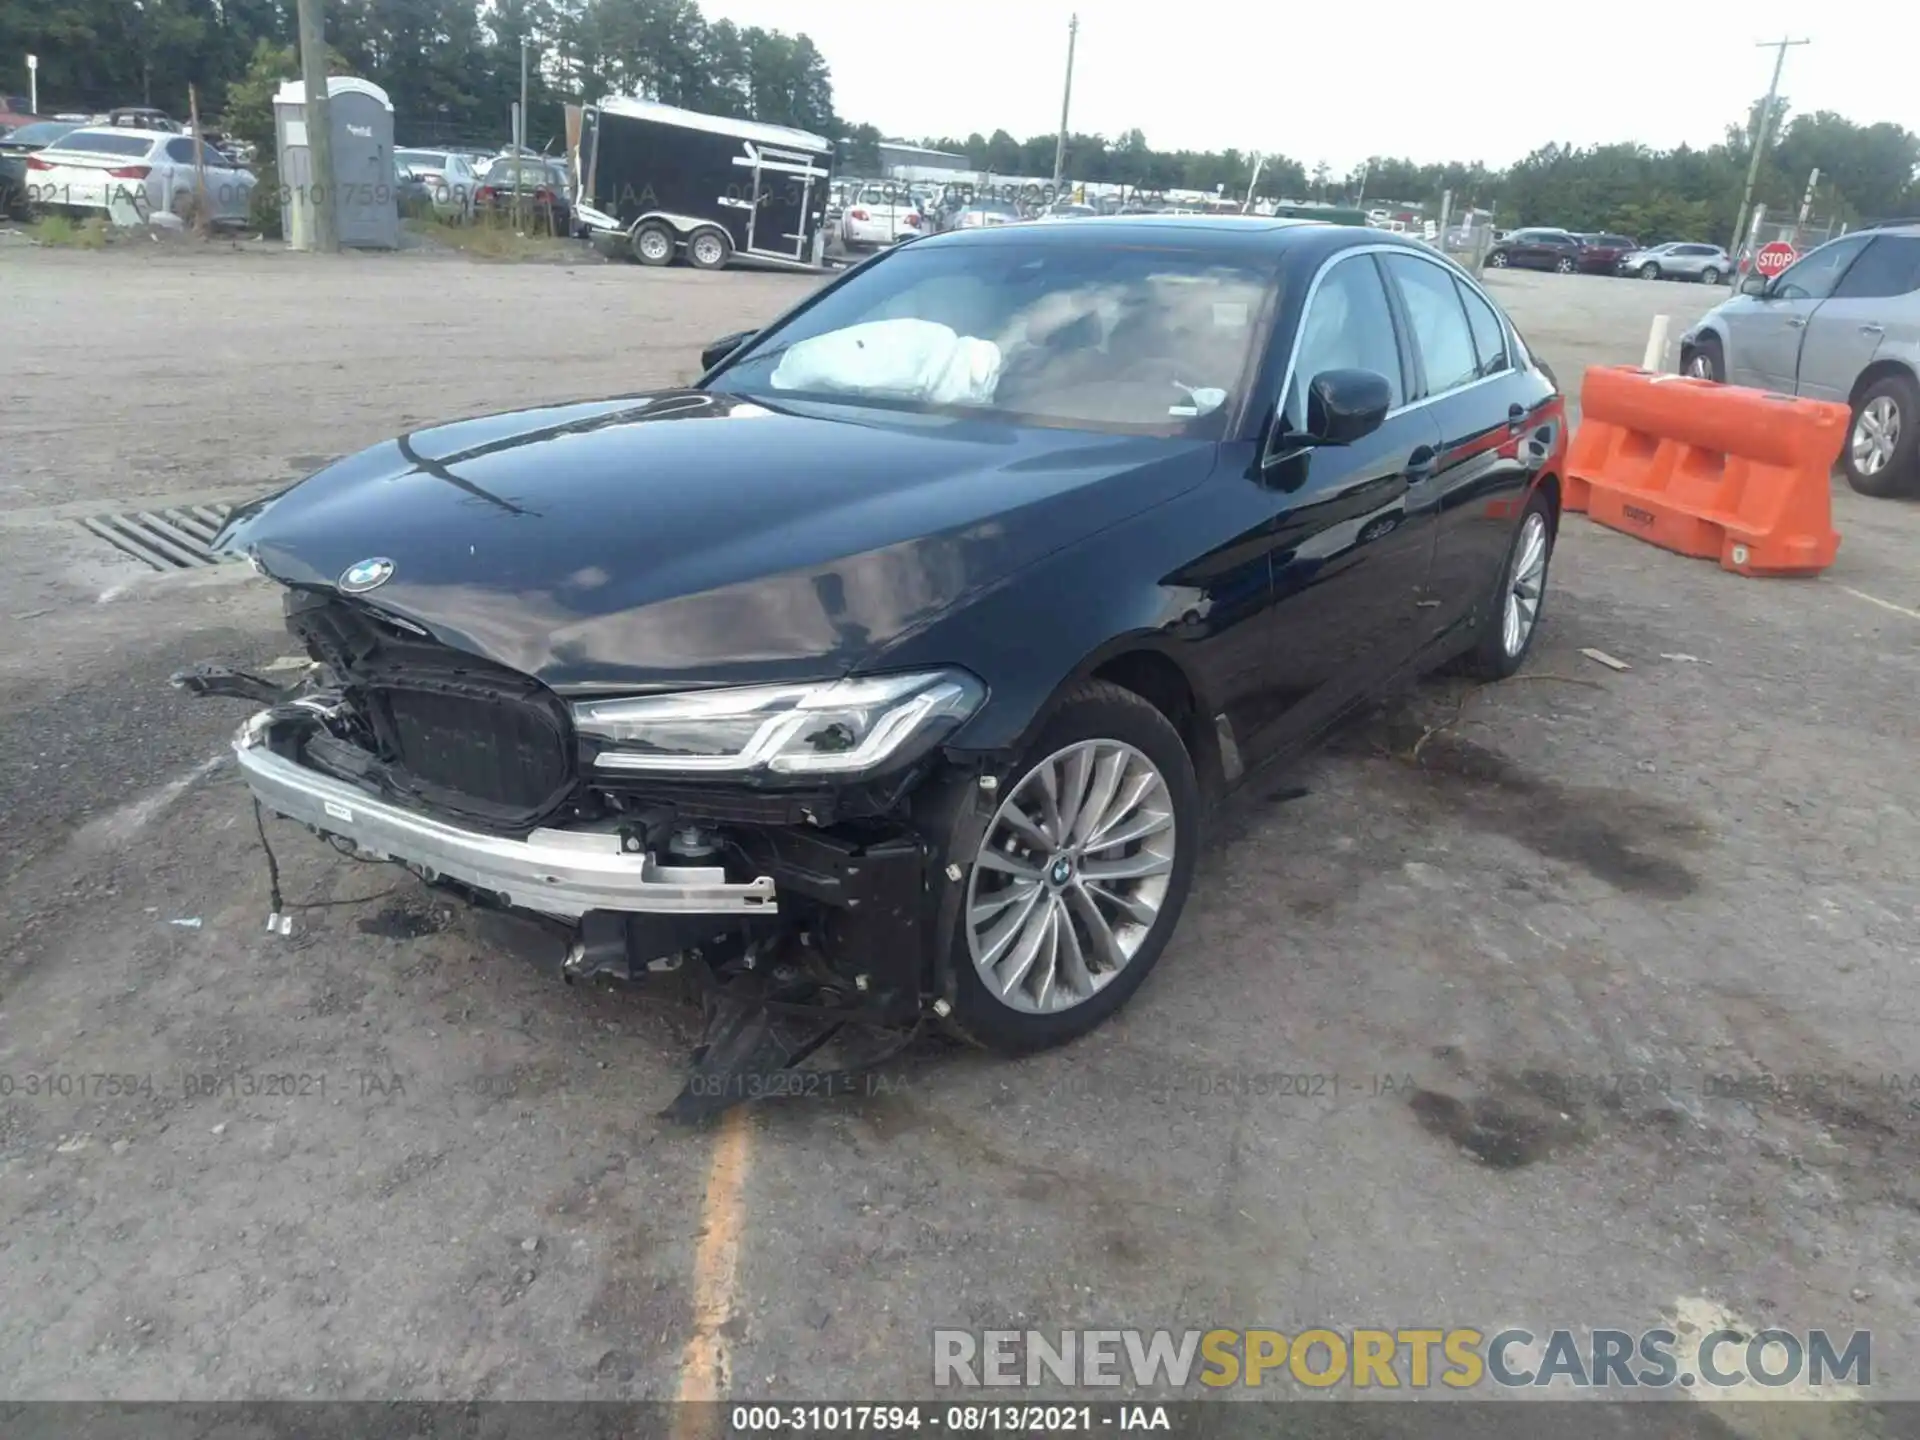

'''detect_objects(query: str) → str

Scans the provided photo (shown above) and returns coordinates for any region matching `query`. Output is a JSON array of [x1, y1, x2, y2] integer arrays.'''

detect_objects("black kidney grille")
[[375, 687, 572, 813]]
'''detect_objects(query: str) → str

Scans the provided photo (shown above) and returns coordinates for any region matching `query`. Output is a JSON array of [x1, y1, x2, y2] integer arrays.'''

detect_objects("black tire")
[[1700, 266, 1721, 286], [1554, 255, 1576, 274], [686, 226, 731, 270], [1640, 262, 1661, 280], [945, 680, 1199, 1055], [1486, 250, 1509, 268], [1456, 489, 1556, 681], [1684, 334, 1725, 383], [1843, 372, 1920, 498], [632, 222, 674, 266]]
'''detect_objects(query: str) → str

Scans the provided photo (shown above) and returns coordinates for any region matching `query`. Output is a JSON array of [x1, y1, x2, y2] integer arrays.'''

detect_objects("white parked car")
[[394, 148, 480, 222], [25, 127, 256, 224], [839, 183, 921, 249]]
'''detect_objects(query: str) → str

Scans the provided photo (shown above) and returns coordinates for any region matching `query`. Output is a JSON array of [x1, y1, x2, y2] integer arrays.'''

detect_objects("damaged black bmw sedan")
[[185, 217, 1567, 1110]]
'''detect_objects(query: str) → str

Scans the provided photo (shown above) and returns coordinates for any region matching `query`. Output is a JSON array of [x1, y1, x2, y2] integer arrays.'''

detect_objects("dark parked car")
[[183, 218, 1567, 1110], [1485, 227, 1586, 273], [473, 155, 571, 233], [0, 120, 83, 218], [1576, 233, 1637, 274]]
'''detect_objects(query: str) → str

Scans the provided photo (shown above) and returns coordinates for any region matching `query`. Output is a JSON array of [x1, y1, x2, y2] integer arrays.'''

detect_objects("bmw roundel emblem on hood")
[[339, 557, 395, 593]]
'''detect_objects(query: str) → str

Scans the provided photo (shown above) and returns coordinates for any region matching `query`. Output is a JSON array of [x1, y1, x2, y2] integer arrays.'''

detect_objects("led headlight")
[[572, 669, 986, 777]]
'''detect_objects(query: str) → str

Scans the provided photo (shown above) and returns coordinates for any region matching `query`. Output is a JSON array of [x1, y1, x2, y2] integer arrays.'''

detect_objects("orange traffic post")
[[1564, 366, 1843, 577]]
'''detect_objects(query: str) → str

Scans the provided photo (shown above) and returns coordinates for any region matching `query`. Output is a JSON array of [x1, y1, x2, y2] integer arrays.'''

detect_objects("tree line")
[[7, 0, 1917, 243]]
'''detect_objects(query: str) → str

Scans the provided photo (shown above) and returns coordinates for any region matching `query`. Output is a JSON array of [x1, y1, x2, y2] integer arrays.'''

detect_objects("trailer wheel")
[[687, 227, 732, 271], [633, 222, 675, 266]]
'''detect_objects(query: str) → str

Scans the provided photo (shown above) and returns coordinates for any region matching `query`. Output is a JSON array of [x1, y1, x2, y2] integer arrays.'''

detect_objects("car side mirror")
[[1297, 369, 1393, 447], [701, 330, 755, 372], [1739, 273, 1768, 298]]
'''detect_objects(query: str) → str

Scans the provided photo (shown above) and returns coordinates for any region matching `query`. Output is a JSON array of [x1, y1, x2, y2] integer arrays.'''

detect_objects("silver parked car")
[[1679, 223, 1920, 496], [1617, 241, 1732, 283]]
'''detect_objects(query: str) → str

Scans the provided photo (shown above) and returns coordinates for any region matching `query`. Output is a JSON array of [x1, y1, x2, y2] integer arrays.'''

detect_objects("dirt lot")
[[2, 243, 1918, 1425]]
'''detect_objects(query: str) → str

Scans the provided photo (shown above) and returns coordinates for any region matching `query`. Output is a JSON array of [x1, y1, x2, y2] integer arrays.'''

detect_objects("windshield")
[[710, 241, 1275, 437]]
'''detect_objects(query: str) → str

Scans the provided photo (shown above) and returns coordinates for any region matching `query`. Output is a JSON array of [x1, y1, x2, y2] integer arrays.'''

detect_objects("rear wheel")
[[946, 681, 1198, 1054], [1486, 250, 1510, 268], [1457, 491, 1555, 681], [1844, 374, 1920, 498], [1700, 266, 1721, 285], [687, 227, 731, 271], [632, 222, 674, 266]]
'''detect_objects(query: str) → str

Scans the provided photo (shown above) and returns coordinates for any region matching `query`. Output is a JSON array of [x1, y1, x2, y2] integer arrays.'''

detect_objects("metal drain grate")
[[81, 504, 239, 571]]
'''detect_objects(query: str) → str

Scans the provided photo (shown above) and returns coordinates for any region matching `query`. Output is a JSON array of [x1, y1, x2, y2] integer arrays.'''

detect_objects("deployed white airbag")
[[769, 318, 1002, 406]]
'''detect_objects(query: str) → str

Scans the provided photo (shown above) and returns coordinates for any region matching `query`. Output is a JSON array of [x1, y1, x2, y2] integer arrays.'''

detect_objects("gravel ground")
[[1, 242, 1916, 1428]]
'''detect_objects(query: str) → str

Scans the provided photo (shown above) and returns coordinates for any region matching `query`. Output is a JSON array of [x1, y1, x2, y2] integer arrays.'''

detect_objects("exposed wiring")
[[253, 801, 409, 931]]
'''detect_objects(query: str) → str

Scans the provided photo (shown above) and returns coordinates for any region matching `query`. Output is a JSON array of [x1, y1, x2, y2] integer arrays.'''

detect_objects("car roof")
[[917, 213, 1423, 260]]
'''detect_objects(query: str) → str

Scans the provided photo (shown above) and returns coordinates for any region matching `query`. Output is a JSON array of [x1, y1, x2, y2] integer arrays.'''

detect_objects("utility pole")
[[516, 34, 530, 227], [1729, 36, 1807, 260], [1050, 14, 1078, 202], [294, 0, 340, 252]]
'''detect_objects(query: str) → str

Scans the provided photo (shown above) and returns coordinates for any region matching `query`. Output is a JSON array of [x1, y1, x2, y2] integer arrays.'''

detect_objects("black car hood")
[[222, 390, 1215, 691]]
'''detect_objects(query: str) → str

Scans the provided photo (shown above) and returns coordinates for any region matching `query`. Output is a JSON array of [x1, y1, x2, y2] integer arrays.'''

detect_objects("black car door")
[[1250, 249, 1443, 749], [1378, 250, 1549, 645]]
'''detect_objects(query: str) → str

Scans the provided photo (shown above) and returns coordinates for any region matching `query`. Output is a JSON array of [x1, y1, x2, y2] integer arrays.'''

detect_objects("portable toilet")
[[273, 76, 397, 249]]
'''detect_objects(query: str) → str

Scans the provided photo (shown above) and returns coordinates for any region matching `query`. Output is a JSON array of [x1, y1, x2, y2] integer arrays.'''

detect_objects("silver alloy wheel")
[[1641, 264, 1659, 280], [692, 232, 726, 266], [1487, 251, 1508, 267], [1702, 267, 1720, 285], [636, 228, 671, 261], [1686, 351, 1716, 380], [1502, 511, 1549, 657], [1556, 256, 1575, 273], [1853, 395, 1902, 477], [964, 739, 1176, 1015]]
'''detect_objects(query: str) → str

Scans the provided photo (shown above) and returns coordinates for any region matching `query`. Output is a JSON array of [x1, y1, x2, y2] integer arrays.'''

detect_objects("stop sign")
[[1755, 241, 1797, 278]]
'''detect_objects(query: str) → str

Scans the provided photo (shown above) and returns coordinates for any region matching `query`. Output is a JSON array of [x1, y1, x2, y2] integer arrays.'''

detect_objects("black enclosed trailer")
[[574, 97, 833, 271]]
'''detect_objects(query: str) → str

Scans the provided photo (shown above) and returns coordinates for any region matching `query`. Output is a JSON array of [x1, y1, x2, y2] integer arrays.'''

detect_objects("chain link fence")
[[1734, 215, 1847, 274]]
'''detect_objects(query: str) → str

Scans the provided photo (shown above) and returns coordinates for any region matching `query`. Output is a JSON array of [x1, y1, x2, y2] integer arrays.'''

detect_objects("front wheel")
[[1640, 262, 1661, 280], [1457, 491, 1555, 681], [1684, 335, 1724, 382], [1554, 255, 1576, 274], [632, 222, 674, 266], [946, 681, 1199, 1054], [1844, 374, 1920, 498]]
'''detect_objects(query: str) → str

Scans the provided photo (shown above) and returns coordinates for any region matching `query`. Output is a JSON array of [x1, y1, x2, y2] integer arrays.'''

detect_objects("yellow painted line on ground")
[[1833, 584, 1920, 622], [671, 1106, 754, 1440]]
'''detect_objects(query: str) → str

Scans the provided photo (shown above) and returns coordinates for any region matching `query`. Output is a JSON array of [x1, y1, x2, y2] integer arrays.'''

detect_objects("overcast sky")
[[699, 2, 1920, 173]]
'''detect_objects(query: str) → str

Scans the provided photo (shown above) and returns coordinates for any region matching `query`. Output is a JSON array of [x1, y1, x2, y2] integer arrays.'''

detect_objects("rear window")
[[44, 130, 154, 158], [398, 150, 450, 169]]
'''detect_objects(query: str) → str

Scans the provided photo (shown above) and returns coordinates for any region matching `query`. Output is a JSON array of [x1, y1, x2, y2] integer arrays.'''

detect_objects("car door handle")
[[1860, 323, 1885, 335], [1407, 445, 1438, 482], [1786, 317, 1806, 328]]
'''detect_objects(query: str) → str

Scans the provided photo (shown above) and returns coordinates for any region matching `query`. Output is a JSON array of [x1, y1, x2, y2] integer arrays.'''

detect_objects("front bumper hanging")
[[233, 714, 777, 921]]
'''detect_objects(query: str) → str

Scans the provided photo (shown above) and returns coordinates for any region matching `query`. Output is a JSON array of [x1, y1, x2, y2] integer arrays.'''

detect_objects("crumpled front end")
[[182, 588, 1004, 1121]]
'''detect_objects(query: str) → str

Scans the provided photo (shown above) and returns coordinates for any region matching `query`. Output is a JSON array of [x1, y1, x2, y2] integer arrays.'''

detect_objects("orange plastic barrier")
[[1564, 366, 1843, 576]]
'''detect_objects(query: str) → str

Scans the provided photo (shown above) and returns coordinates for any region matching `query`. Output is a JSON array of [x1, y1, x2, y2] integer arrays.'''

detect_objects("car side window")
[[165, 137, 198, 163], [1456, 279, 1509, 378], [1289, 254, 1404, 423], [1381, 253, 1479, 396], [1829, 235, 1920, 299], [1772, 235, 1872, 302]]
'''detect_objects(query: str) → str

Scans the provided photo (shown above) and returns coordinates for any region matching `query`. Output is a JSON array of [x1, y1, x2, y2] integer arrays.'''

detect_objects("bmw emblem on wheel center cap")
[[1048, 857, 1073, 886], [339, 557, 395, 593]]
